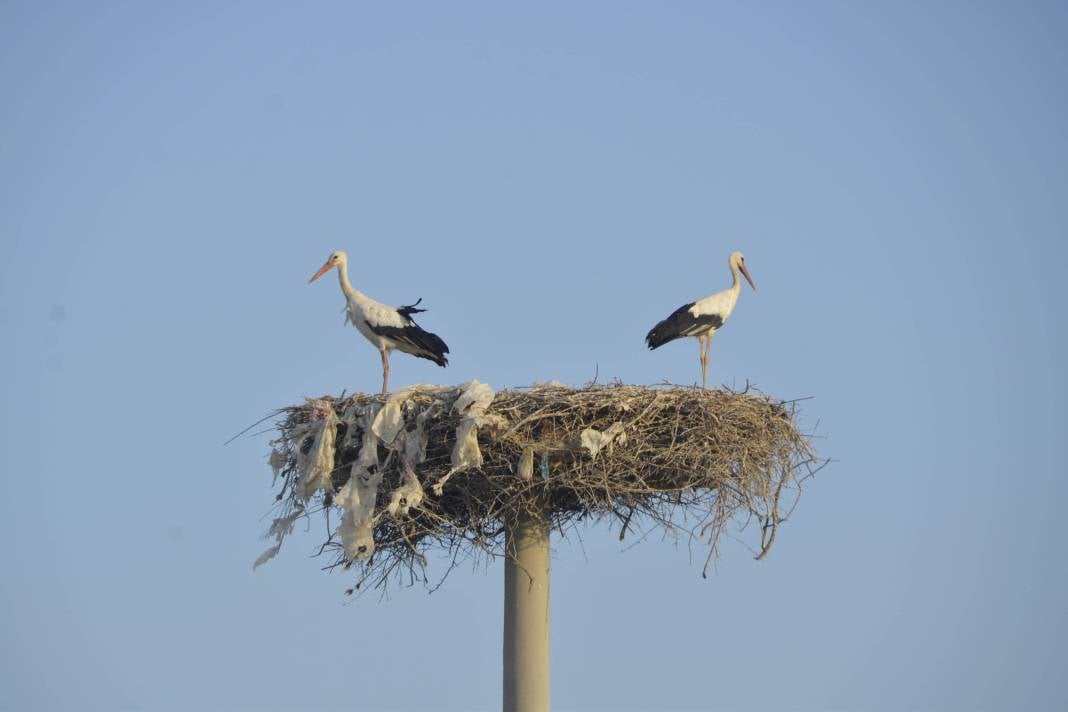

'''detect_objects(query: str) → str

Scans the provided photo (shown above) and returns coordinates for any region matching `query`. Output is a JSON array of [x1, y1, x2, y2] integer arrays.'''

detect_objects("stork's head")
[[730, 251, 756, 291], [308, 251, 348, 283]]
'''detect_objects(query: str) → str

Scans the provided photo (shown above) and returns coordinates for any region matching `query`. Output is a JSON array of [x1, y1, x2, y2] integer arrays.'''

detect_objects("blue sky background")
[[2, 2, 1066, 710]]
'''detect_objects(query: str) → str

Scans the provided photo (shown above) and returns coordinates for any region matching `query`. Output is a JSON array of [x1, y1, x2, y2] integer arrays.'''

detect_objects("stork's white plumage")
[[309, 251, 449, 395], [645, 250, 756, 389]]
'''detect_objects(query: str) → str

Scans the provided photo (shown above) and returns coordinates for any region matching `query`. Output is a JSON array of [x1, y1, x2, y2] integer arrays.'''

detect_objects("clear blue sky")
[[2, 2, 1065, 710]]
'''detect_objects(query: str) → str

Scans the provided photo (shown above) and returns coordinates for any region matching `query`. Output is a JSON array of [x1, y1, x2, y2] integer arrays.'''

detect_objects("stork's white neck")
[[337, 261, 367, 302], [728, 260, 742, 296]]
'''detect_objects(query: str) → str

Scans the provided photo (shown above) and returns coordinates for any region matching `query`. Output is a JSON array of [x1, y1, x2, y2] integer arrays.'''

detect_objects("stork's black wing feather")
[[366, 316, 450, 367], [397, 298, 425, 318], [645, 302, 724, 350]]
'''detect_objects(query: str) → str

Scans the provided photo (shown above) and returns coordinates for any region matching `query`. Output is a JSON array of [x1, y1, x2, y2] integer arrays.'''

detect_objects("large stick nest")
[[258, 383, 820, 594]]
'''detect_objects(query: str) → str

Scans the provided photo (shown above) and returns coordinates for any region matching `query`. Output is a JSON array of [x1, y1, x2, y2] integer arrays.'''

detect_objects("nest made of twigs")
[[259, 382, 820, 594]]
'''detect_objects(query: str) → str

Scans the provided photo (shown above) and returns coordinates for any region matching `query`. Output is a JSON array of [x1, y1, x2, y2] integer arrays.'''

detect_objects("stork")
[[308, 251, 449, 396], [645, 250, 756, 389]]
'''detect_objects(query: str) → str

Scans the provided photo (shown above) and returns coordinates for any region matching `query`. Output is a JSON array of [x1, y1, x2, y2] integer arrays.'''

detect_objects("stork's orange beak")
[[308, 260, 334, 284], [739, 262, 756, 291]]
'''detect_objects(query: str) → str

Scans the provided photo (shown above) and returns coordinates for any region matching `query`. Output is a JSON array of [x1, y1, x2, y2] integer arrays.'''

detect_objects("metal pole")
[[503, 507, 551, 712]]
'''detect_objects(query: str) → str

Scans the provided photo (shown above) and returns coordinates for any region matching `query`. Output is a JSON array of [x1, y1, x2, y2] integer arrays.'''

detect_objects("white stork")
[[308, 250, 449, 396], [645, 250, 756, 389]]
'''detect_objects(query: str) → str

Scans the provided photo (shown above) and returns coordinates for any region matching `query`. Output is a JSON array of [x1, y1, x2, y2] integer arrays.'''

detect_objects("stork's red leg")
[[703, 334, 714, 390], [698, 335, 709, 390], [380, 348, 390, 396]]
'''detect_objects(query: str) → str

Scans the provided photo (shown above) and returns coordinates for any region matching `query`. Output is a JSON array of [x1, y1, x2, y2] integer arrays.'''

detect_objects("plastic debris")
[[371, 386, 422, 444], [433, 380, 497, 496], [269, 448, 287, 487], [387, 459, 424, 518], [337, 405, 382, 560], [253, 509, 303, 571], [294, 408, 339, 501], [253, 545, 281, 570], [579, 422, 627, 460]]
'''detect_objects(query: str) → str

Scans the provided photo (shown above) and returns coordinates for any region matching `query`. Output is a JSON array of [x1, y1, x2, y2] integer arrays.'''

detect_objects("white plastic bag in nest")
[[387, 458, 424, 518], [337, 478, 374, 560], [295, 409, 339, 500], [433, 381, 497, 495], [579, 422, 627, 460], [337, 405, 383, 560], [371, 385, 437, 444]]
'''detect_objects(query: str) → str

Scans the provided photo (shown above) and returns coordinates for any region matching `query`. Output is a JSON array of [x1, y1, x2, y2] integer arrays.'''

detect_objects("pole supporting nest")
[[503, 505, 551, 712]]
